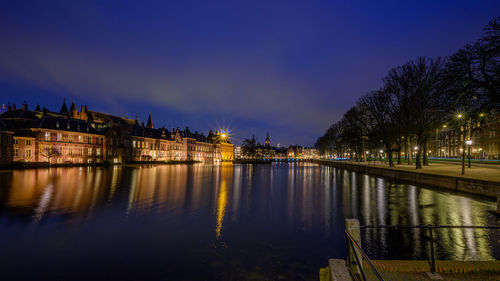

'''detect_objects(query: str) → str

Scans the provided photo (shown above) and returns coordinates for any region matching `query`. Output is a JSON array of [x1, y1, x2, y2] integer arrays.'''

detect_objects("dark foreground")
[[0, 163, 497, 280]]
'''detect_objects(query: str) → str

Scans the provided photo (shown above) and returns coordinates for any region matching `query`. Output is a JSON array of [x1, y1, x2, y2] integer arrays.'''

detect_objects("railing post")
[[346, 219, 362, 272], [497, 193, 500, 214], [428, 225, 436, 274]]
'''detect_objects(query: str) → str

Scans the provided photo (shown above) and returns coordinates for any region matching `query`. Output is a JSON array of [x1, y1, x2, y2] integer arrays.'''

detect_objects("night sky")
[[0, 1, 498, 146]]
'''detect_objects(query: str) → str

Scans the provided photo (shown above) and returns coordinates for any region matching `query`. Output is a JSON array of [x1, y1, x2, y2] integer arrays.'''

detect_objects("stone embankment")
[[314, 160, 500, 199]]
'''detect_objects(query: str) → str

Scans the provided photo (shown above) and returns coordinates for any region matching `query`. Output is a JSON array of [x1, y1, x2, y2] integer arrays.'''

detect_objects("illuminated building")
[[0, 101, 234, 165]]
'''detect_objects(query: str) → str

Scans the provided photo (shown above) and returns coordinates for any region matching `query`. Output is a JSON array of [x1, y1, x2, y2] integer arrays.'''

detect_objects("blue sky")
[[0, 0, 498, 146]]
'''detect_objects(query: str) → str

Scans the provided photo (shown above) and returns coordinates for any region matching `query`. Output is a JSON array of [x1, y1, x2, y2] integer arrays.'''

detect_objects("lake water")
[[0, 163, 498, 280]]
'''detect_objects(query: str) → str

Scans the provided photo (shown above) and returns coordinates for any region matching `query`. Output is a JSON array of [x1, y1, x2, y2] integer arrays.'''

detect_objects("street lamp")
[[466, 140, 472, 168]]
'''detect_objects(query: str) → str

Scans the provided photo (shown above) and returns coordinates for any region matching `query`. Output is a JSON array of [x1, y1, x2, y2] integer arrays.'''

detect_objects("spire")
[[35, 104, 41, 111], [265, 132, 271, 147], [69, 101, 78, 118], [60, 99, 69, 114], [146, 113, 153, 129]]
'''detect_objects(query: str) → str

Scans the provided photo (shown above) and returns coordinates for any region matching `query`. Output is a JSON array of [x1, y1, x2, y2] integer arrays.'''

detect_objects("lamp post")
[[466, 140, 472, 168], [457, 113, 466, 175]]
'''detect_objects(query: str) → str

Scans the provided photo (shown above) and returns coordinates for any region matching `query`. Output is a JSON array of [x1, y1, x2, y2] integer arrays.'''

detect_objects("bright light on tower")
[[466, 140, 472, 145]]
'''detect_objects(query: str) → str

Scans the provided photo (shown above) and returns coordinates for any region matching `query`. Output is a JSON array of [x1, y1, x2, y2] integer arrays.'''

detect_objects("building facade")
[[0, 101, 234, 165]]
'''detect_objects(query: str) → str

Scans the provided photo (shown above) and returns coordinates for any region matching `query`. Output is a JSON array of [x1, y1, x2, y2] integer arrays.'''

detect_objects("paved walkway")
[[340, 161, 500, 183]]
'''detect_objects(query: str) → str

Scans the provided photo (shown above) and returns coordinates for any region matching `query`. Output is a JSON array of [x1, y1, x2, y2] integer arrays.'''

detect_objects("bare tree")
[[41, 145, 61, 164]]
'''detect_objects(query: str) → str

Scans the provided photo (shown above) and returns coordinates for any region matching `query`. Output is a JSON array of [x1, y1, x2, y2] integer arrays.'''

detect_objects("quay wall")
[[314, 160, 500, 199]]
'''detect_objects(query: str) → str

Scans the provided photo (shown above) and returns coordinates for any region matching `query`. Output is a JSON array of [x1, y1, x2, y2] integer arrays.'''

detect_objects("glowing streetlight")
[[414, 146, 419, 151], [465, 140, 472, 145], [457, 114, 463, 118]]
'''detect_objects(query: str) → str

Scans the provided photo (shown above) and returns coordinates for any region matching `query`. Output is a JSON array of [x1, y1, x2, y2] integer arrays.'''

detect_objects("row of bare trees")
[[316, 18, 499, 169]]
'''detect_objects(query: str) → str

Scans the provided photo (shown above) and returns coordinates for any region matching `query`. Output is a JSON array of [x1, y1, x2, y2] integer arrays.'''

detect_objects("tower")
[[69, 101, 78, 118], [265, 132, 271, 147], [146, 113, 153, 129], [60, 99, 69, 114]]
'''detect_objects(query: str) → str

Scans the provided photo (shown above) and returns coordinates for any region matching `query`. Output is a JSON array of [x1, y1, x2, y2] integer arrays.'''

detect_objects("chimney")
[[22, 101, 28, 110]]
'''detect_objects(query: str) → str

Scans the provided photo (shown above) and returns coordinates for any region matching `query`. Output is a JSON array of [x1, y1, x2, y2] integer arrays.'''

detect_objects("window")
[[69, 147, 73, 155], [132, 140, 136, 148], [88, 137, 92, 144], [88, 148, 92, 156], [45, 132, 50, 141], [56, 121, 60, 128], [14, 139, 19, 145], [26, 149, 31, 158], [96, 148, 101, 156], [57, 147, 63, 154], [69, 135, 73, 142], [57, 133, 62, 141], [26, 140, 31, 145], [78, 135, 82, 143], [14, 149, 19, 157]]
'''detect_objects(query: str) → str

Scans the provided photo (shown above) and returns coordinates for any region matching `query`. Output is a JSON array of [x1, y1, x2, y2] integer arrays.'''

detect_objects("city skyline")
[[1, 1, 499, 146]]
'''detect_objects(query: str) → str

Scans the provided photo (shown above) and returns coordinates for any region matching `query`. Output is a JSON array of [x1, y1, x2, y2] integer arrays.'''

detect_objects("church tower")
[[265, 132, 271, 147]]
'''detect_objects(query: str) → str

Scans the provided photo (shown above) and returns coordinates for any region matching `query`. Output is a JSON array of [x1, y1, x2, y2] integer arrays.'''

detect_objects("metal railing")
[[359, 224, 500, 274], [345, 230, 385, 281]]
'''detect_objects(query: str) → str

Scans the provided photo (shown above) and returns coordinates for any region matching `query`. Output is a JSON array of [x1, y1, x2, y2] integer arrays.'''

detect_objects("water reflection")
[[0, 163, 498, 281]]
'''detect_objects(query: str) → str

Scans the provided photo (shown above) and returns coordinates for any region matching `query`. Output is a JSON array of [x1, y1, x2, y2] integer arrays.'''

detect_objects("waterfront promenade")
[[339, 160, 500, 183], [315, 159, 500, 199]]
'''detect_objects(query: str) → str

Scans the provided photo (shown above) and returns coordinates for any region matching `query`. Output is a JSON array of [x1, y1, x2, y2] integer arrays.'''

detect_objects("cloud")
[[0, 35, 338, 142]]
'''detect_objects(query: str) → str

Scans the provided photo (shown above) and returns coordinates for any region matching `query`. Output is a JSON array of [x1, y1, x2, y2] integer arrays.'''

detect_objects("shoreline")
[[0, 160, 205, 170], [314, 159, 500, 199]]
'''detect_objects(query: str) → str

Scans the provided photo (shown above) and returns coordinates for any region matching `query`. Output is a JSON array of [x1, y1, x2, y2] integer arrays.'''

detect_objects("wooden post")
[[345, 219, 362, 272]]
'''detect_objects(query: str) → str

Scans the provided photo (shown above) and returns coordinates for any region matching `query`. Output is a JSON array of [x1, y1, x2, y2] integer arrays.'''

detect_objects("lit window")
[[69, 135, 73, 142], [26, 149, 31, 158], [96, 148, 101, 156], [56, 121, 60, 128], [69, 147, 73, 155], [88, 148, 92, 155], [45, 132, 50, 141], [26, 140, 31, 145], [57, 133, 62, 141], [78, 135, 82, 143], [88, 137, 92, 144], [132, 140, 136, 148]]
